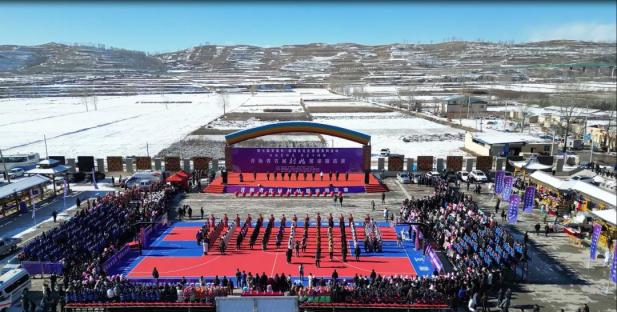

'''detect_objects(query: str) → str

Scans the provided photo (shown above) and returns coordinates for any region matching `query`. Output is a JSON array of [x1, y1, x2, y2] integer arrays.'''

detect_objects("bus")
[[0, 153, 40, 174]]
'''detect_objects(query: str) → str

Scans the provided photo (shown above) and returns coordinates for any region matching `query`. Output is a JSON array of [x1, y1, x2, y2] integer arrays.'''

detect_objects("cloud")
[[528, 22, 616, 42]]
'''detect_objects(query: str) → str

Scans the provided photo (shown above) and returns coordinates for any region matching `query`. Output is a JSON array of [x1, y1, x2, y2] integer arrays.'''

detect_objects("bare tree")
[[604, 94, 617, 151], [518, 104, 532, 133], [554, 95, 582, 153]]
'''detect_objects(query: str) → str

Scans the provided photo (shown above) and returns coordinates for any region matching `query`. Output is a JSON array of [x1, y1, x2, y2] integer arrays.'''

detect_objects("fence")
[[50, 153, 525, 175], [21, 261, 63, 275]]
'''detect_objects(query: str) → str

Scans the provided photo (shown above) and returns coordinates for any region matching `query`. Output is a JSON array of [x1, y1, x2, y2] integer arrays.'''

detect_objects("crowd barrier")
[[102, 244, 131, 274], [140, 212, 169, 249], [21, 261, 63, 275]]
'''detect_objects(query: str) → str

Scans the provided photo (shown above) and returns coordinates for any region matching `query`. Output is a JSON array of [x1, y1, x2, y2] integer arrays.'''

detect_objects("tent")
[[166, 170, 190, 190]]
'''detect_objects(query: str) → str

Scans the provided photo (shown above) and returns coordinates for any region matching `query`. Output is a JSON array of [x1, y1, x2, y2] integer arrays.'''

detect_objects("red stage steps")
[[203, 184, 225, 193], [364, 183, 389, 193]]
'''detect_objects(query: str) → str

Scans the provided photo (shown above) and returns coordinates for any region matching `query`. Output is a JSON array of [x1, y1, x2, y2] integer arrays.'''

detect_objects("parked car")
[[0, 267, 31, 311], [380, 148, 391, 157], [457, 170, 469, 182], [442, 171, 458, 183], [0, 238, 19, 257], [411, 173, 422, 184], [7, 168, 24, 179], [469, 170, 488, 182], [396, 172, 411, 184], [426, 171, 441, 178], [569, 175, 594, 182], [137, 179, 154, 190]]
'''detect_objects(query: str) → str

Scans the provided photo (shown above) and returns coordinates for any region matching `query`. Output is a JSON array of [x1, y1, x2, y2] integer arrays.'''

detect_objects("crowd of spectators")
[[53, 172, 530, 310], [65, 275, 229, 304], [20, 183, 176, 307]]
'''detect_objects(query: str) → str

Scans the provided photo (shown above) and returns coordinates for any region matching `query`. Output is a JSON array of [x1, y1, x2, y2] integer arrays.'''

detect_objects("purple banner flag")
[[523, 186, 536, 213], [507, 194, 520, 224], [494, 170, 505, 194], [611, 245, 617, 284], [589, 223, 602, 260], [502, 176, 514, 201]]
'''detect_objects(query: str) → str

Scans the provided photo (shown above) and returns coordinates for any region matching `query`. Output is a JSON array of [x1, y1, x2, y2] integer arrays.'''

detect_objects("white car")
[[396, 172, 411, 184], [458, 171, 469, 182], [469, 170, 488, 182], [7, 168, 24, 179]]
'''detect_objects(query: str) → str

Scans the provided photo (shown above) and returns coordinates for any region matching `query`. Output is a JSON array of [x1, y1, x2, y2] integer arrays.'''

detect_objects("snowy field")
[[1, 89, 471, 159], [0, 93, 251, 157], [313, 112, 467, 158]]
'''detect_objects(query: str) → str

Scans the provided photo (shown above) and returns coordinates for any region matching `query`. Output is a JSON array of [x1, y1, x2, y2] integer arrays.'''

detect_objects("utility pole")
[[0, 148, 10, 183], [44, 134, 49, 159]]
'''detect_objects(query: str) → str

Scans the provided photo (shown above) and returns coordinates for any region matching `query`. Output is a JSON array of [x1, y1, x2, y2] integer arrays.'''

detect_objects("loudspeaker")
[[364, 170, 370, 184], [222, 170, 228, 184]]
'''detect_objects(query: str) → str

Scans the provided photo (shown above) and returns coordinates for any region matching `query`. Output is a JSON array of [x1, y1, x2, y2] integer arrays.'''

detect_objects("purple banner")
[[102, 244, 131, 274], [426, 244, 443, 273], [611, 244, 617, 283], [502, 176, 514, 201], [590, 223, 602, 260], [21, 261, 63, 275], [494, 170, 505, 194], [507, 194, 520, 224], [231, 147, 364, 173], [523, 186, 536, 213]]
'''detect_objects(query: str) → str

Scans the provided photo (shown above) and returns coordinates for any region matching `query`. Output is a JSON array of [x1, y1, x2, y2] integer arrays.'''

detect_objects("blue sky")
[[1, 2, 615, 52]]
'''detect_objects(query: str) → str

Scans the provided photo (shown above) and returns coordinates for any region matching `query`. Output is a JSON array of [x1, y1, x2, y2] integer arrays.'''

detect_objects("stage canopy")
[[224, 121, 371, 145]]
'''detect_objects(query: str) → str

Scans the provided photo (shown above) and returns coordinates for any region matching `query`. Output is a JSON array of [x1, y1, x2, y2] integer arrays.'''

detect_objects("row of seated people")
[[235, 188, 345, 198], [398, 175, 517, 309], [65, 277, 229, 303], [20, 186, 173, 286]]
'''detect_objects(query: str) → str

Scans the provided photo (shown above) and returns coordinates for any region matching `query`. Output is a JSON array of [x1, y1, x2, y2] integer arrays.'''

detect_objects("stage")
[[111, 221, 434, 284], [204, 172, 388, 194]]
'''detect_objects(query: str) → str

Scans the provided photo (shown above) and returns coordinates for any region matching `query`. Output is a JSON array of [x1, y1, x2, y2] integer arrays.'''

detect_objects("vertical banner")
[[611, 245, 617, 284], [494, 170, 505, 194], [502, 176, 514, 201], [507, 194, 520, 224], [589, 224, 602, 260], [523, 186, 536, 213], [30, 189, 36, 220], [92, 168, 98, 190]]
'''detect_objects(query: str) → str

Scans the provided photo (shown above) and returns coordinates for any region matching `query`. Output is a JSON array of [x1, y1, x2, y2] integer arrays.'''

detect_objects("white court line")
[[130, 256, 222, 275]]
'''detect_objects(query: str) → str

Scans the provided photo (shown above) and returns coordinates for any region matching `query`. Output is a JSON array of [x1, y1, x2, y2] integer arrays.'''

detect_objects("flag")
[[92, 168, 98, 190], [502, 176, 514, 201], [501, 143, 510, 157], [523, 186, 536, 213], [507, 194, 520, 224], [589, 223, 602, 260], [611, 245, 617, 284], [30, 189, 36, 220], [63, 178, 69, 198], [494, 170, 505, 194]]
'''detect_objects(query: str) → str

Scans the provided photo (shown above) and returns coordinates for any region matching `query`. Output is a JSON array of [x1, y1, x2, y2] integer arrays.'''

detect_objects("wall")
[[464, 132, 491, 156]]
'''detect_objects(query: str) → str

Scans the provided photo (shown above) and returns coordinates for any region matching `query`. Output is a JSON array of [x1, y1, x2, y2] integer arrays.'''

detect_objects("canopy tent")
[[0, 175, 51, 199], [530, 171, 616, 208], [166, 170, 190, 190], [508, 158, 552, 171]]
